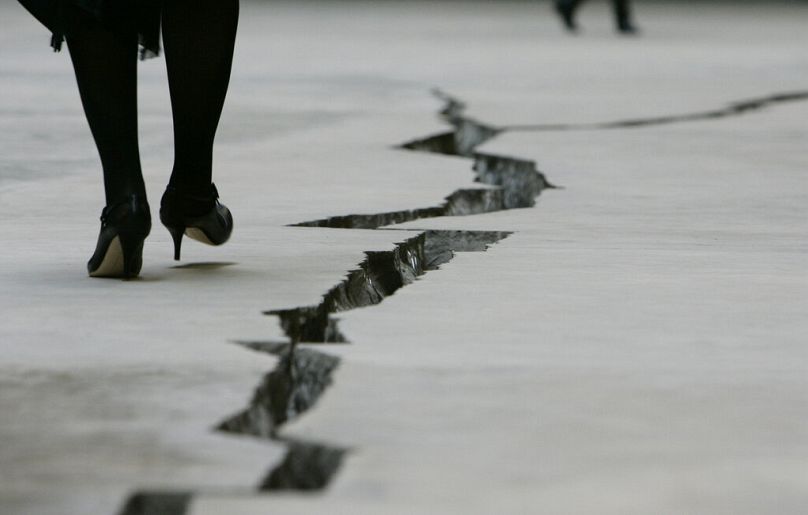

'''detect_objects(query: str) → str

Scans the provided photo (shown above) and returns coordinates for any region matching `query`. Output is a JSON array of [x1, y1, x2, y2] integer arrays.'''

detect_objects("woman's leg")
[[66, 24, 145, 206], [162, 0, 239, 213], [613, 0, 636, 33], [555, 0, 584, 31]]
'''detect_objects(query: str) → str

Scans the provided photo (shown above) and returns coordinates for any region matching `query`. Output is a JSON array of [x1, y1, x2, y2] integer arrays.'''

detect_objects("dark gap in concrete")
[[117, 492, 192, 515], [442, 187, 507, 217], [266, 230, 510, 344], [293, 205, 445, 230], [433, 87, 467, 120], [400, 130, 459, 156], [292, 188, 509, 230], [294, 90, 554, 230], [146, 91, 531, 507], [423, 229, 511, 269], [259, 440, 348, 492], [471, 152, 557, 207], [215, 341, 347, 492], [400, 89, 501, 157], [293, 153, 552, 229], [399, 118, 500, 157], [504, 90, 808, 132], [266, 232, 427, 342], [217, 342, 340, 438], [294, 154, 551, 229]]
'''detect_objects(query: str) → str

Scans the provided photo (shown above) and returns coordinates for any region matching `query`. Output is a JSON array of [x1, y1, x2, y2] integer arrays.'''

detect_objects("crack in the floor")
[[216, 342, 349, 491], [117, 342, 346, 513], [118, 492, 192, 515], [218, 342, 341, 437], [115, 86, 808, 513], [268, 230, 511, 344], [293, 155, 551, 229], [297, 90, 554, 230], [502, 90, 808, 132], [216, 91, 537, 504], [116, 90, 548, 514], [259, 440, 348, 492]]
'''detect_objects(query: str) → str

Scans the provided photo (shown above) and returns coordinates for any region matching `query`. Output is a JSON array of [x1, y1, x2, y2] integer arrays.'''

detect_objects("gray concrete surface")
[[2, 1, 807, 514]]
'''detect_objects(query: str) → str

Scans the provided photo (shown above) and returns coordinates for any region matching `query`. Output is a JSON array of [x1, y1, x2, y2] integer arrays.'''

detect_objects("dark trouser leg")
[[66, 24, 145, 206], [555, 0, 584, 31], [557, 0, 584, 9], [613, 0, 635, 31], [162, 0, 239, 211]]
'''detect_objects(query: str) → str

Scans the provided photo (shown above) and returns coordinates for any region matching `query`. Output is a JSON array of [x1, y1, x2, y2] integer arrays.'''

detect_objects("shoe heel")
[[120, 236, 145, 279], [88, 194, 151, 279], [167, 226, 184, 261]]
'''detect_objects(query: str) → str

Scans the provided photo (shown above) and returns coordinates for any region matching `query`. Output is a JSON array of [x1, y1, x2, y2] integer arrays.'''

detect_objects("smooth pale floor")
[[1, 1, 807, 514]]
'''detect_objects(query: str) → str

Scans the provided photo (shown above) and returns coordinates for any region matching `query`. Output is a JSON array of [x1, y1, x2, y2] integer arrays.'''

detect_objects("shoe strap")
[[100, 195, 145, 224]]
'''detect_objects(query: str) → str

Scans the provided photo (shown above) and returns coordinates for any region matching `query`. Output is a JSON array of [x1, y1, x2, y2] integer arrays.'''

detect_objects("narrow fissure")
[[503, 90, 808, 132], [216, 342, 348, 491], [218, 342, 341, 438], [259, 441, 348, 492], [118, 492, 192, 515], [267, 230, 511, 344], [294, 154, 554, 229], [298, 92, 554, 230]]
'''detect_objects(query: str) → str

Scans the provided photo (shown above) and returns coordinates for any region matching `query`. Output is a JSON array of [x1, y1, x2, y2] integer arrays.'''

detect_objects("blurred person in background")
[[555, 0, 638, 34]]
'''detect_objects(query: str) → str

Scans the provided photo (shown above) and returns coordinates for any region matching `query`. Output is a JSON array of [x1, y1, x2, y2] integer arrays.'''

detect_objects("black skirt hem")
[[19, 0, 162, 60]]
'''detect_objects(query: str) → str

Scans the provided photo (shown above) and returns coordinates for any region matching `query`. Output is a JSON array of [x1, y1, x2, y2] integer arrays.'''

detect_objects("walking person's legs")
[[159, 0, 238, 260], [555, 0, 584, 32], [613, 0, 638, 33], [67, 25, 146, 206], [66, 20, 151, 278], [162, 0, 238, 207]]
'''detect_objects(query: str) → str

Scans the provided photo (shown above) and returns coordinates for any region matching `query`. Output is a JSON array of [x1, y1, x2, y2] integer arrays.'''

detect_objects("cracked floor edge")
[[117, 437, 349, 513], [215, 342, 350, 493], [217, 341, 341, 437], [266, 229, 512, 344], [115, 90, 549, 515], [502, 90, 808, 132], [258, 439, 349, 492], [295, 90, 554, 230], [117, 492, 193, 515]]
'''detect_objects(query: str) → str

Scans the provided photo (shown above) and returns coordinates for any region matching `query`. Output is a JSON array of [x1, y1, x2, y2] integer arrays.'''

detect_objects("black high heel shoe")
[[159, 183, 233, 261], [87, 194, 151, 279]]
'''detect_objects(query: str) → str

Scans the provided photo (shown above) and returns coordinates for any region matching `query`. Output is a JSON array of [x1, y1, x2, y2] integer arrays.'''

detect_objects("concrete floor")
[[1, 1, 807, 514]]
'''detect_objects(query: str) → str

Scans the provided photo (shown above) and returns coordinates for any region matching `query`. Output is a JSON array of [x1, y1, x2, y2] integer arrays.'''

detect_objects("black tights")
[[66, 0, 239, 207]]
